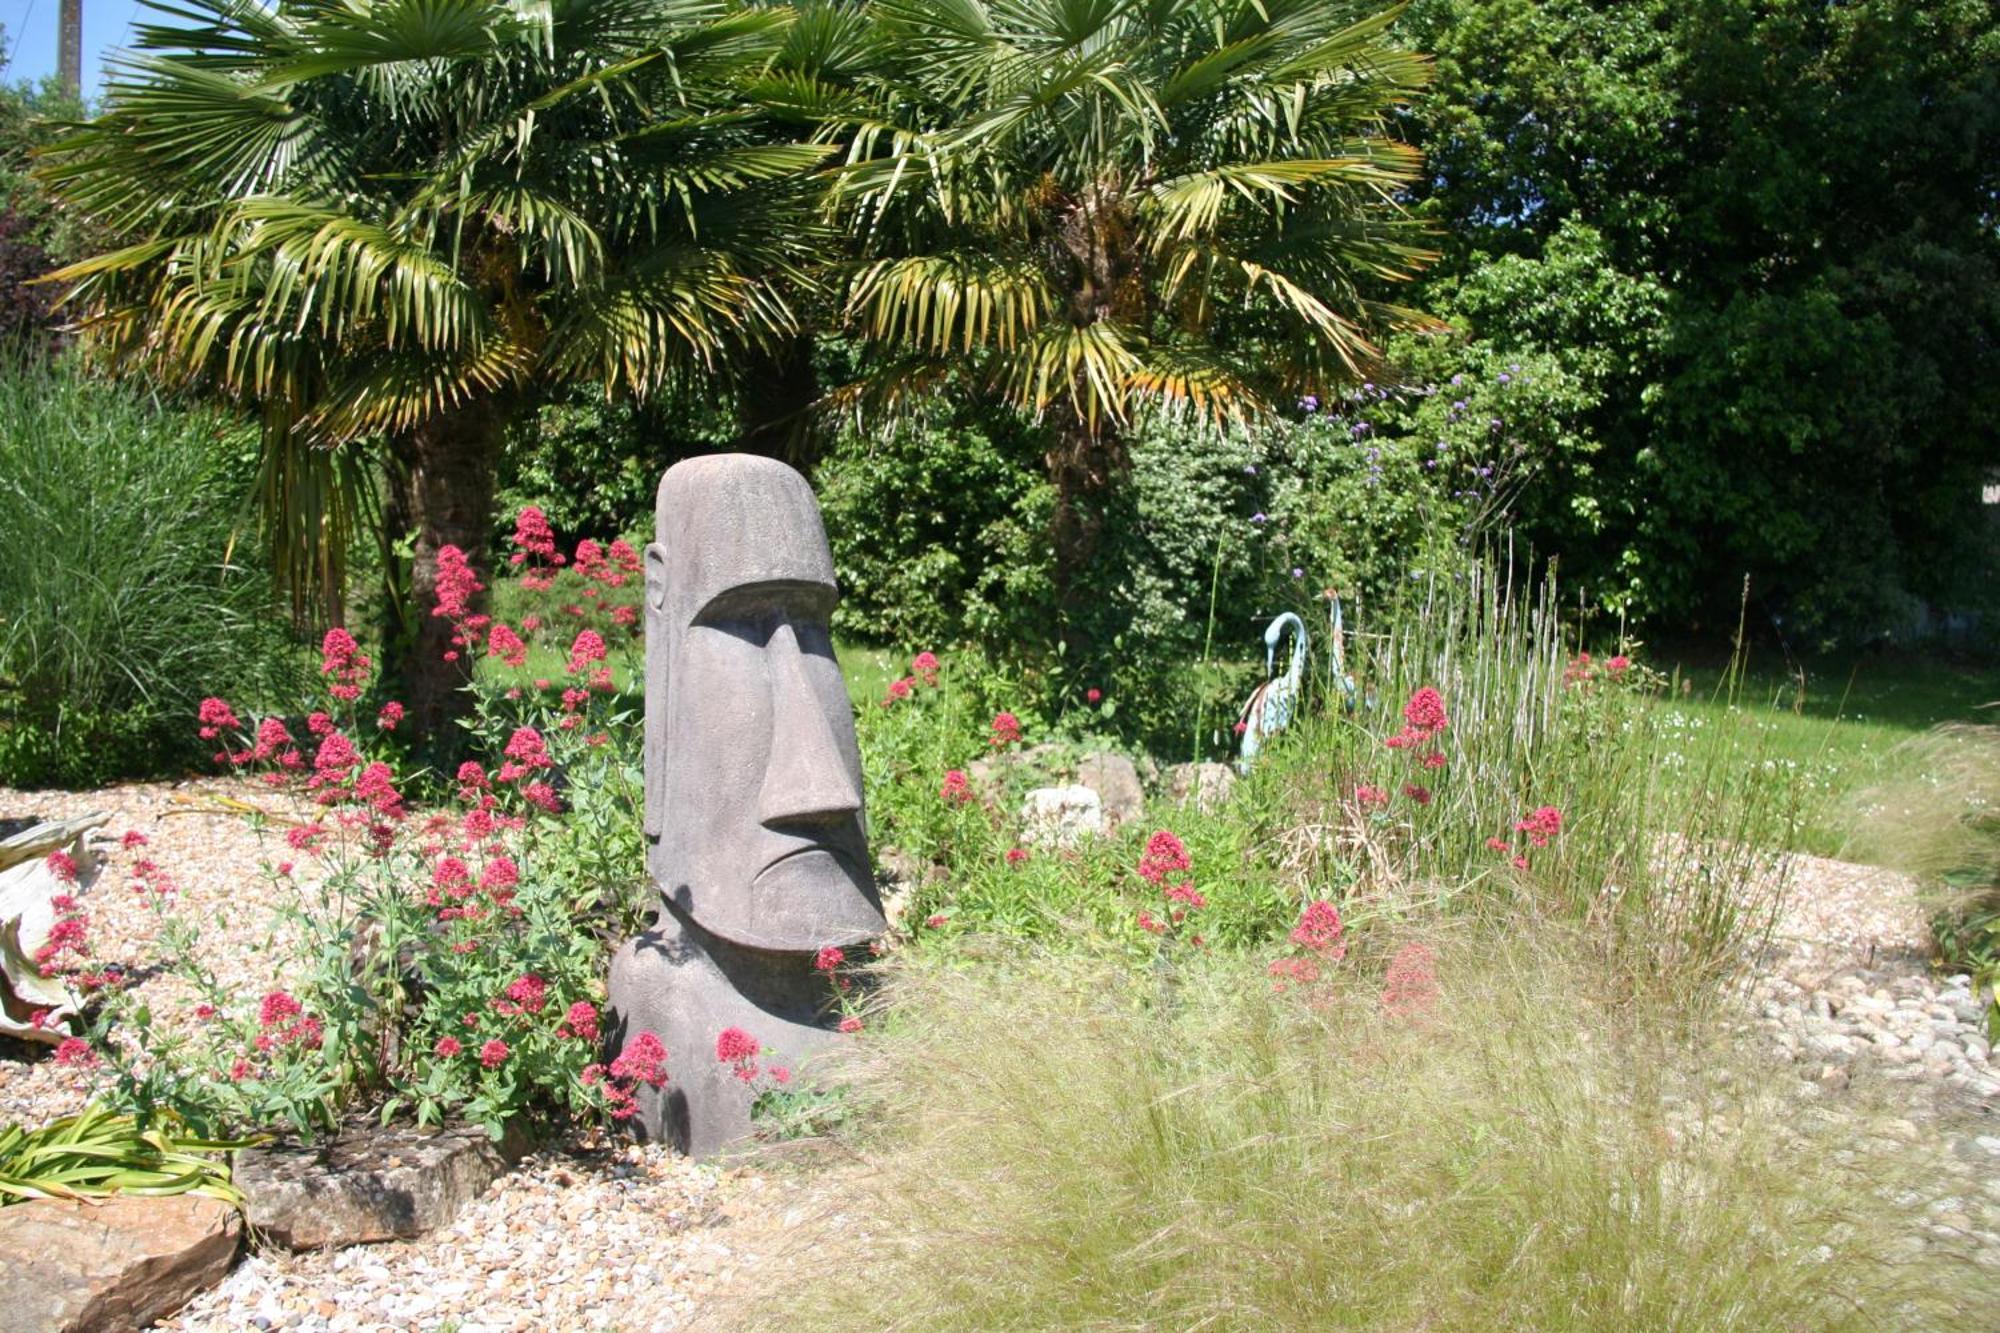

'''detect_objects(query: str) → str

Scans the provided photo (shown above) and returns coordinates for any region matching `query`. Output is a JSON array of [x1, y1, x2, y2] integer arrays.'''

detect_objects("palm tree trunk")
[[388, 399, 504, 735], [737, 334, 822, 471]]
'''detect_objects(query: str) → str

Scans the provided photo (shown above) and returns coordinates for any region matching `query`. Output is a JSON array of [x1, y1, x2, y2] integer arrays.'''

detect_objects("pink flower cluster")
[[882, 650, 946, 707], [319, 628, 372, 703], [940, 769, 972, 804], [1357, 687, 1453, 810], [1135, 831, 1205, 942], [253, 989, 323, 1054], [989, 712, 1022, 747], [1490, 804, 1564, 871], [1563, 651, 1634, 688], [1380, 943, 1440, 1018], [1270, 899, 1347, 992]]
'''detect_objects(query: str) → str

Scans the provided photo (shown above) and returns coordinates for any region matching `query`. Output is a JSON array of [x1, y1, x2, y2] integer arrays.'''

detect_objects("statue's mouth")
[[754, 843, 857, 882]]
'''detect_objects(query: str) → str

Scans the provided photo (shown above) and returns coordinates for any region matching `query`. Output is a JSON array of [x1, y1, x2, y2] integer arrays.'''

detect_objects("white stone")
[[1019, 785, 1106, 849]]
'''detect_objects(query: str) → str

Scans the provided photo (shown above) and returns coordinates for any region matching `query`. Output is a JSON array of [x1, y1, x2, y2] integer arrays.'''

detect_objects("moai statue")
[[606, 455, 885, 1158]]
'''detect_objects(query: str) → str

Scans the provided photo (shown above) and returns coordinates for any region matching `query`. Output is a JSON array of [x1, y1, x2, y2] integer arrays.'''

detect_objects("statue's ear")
[[643, 541, 668, 839]]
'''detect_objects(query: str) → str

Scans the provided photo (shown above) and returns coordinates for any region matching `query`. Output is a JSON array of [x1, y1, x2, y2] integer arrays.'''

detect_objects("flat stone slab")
[[1020, 785, 1105, 848], [0, 1192, 241, 1332], [235, 1121, 524, 1250]]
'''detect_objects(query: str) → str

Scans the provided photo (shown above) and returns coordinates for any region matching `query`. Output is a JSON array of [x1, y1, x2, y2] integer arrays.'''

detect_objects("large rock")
[[1020, 786, 1105, 849], [1164, 762, 1236, 813], [1074, 753, 1145, 830], [0, 1193, 240, 1332], [235, 1121, 522, 1250]]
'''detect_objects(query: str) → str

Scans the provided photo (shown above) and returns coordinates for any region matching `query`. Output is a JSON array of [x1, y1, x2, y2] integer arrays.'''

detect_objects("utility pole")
[[59, 0, 84, 101]]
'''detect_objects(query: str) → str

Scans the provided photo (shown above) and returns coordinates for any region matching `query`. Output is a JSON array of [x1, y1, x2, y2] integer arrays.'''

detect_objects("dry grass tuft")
[[730, 931, 1989, 1331]]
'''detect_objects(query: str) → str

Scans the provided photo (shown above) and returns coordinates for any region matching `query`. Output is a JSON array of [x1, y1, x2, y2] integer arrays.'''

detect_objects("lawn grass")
[[1659, 650, 1999, 856]]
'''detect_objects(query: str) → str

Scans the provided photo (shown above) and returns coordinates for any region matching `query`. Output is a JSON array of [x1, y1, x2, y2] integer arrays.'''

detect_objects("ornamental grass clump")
[[734, 930, 1989, 1331]]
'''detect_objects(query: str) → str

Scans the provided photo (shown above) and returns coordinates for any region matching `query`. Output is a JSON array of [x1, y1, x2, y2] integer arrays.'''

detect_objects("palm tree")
[[771, 0, 1437, 559], [38, 0, 828, 724]]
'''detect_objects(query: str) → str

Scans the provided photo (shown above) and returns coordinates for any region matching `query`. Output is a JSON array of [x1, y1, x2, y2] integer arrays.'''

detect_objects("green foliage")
[[71, 548, 655, 1142], [1398, 0, 2000, 642], [853, 560, 1800, 991], [0, 1102, 246, 1207], [0, 362, 305, 787], [732, 937, 1989, 1330], [39, 0, 829, 626], [495, 385, 737, 546], [786, 0, 1436, 485]]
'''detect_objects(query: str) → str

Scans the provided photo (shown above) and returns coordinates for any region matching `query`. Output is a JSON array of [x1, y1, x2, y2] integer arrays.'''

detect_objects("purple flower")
[[1291, 567, 1304, 579], [1453, 401, 1467, 412], [1300, 395, 1319, 412], [1243, 464, 1258, 475], [1497, 373, 1511, 384], [1450, 374, 1463, 387], [1250, 512, 1268, 524]]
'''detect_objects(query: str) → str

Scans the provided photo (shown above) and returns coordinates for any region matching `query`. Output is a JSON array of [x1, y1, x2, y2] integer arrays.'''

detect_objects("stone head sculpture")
[[641, 454, 884, 947], [611, 454, 883, 1158]]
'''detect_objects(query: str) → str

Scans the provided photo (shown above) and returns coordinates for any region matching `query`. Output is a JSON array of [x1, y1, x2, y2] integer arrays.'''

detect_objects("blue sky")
[[3, 1, 151, 102]]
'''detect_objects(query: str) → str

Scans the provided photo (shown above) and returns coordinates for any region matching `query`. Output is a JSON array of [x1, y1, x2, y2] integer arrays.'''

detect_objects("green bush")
[[0, 364, 305, 787]]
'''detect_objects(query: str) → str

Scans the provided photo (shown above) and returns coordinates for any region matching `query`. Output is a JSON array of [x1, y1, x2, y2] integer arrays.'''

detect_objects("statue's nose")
[[758, 622, 863, 828]]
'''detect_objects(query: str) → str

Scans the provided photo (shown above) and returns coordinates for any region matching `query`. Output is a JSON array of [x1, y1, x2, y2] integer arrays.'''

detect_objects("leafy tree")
[[771, 0, 1438, 560], [37, 0, 828, 721], [1401, 0, 2000, 641]]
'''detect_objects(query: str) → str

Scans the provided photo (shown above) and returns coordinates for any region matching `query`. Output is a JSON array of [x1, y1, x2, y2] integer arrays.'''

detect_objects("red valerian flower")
[[431, 545, 485, 623], [925, 914, 950, 928], [1137, 909, 1166, 935], [881, 677, 914, 707], [197, 697, 240, 740], [1485, 837, 1511, 852], [559, 1001, 600, 1042], [1268, 956, 1322, 990], [1137, 830, 1191, 885], [1514, 806, 1564, 847], [1005, 847, 1029, 865], [504, 974, 549, 1014], [1403, 784, 1432, 806], [610, 1031, 668, 1088], [715, 1027, 760, 1064], [121, 830, 149, 850], [44, 849, 78, 882], [911, 651, 940, 685], [479, 856, 520, 892], [521, 782, 562, 814], [479, 1038, 511, 1069], [1355, 784, 1390, 808], [498, 727, 552, 782], [1289, 900, 1347, 958], [838, 1016, 863, 1034], [1403, 686, 1449, 736], [1086, 687, 1102, 704], [487, 623, 529, 668], [510, 505, 559, 561], [1380, 943, 1440, 1017], [814, 947, 845, 972], [319, 628, 372, 700], [566, 629, 608, 674], [434, 1036, 463, 1058], [1420, 750, 1447, 770], [54, 1038, 97, 1068], [375, 701, 405, 731], [1165, 882, 1207, 909], [1606, 655, 1632, 675], [354, 762, 403, 817], [769, 1066, 792, 1085], [258, 990, 303, 1028], [940, 770, 973, 804], [1512, 856, 1531, 871], [989, 712, 1023, 747]]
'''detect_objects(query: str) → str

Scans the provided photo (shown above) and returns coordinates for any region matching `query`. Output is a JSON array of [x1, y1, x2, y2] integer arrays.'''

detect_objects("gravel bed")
[[0, 777, 317, 1128], [8, 784, 1998, 1320], [1737, 851, 2000, 1275]]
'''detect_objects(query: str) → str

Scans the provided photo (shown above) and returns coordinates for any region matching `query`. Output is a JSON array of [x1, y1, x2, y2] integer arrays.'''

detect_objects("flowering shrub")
[[63, 511, 659, 1142]]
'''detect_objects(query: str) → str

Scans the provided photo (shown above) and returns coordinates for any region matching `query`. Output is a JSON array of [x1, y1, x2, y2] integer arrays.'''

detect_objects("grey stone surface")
[[1074, 753, 1144, 829], [610, 455, 884, 1158], [0, 1192, 240, 1331], [235, 1121, 522, 1250], [1164, 762, 1237, 813], [1019, 786, 1106, 849]]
